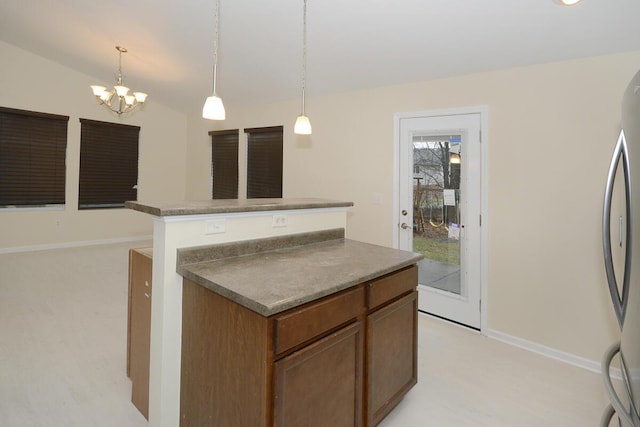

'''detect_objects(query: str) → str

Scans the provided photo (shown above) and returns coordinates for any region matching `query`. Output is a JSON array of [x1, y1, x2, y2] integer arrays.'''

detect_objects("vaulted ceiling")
[[1, 0, 639, 114]]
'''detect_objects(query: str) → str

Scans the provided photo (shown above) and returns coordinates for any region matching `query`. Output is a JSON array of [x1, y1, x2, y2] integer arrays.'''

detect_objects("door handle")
[[400, 223, 410, 230], [602, 130, 632, 329]]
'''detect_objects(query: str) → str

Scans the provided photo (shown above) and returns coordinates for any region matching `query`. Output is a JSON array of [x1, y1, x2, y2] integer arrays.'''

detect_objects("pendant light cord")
[[212, 0, 220, 96], [300, 0, 307, 115]]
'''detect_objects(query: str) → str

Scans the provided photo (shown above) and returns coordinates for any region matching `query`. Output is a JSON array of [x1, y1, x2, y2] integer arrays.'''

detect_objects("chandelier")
[[90, 46, 148, 116]]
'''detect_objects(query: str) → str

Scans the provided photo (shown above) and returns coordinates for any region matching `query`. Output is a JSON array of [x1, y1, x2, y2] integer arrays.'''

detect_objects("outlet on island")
[[205, 219, 226, 235], [272, 214, 288, 228]]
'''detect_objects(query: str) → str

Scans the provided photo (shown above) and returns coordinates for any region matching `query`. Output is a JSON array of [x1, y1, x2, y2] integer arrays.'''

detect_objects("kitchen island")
[[177, 228, 421, 426], [126, 198, 420, 427]]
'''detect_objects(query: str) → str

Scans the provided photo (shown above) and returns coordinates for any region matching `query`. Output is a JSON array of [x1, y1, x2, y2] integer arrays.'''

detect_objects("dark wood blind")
[[245, 126, 283, 198], [209, 129, 239, 199], [78, 118, 140, 209], [0, 107, 69, 207]]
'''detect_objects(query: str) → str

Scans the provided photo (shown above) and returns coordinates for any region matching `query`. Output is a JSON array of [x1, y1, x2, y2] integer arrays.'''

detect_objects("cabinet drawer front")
[[274, 286, 365, 355], [367, 265, 417, 310]]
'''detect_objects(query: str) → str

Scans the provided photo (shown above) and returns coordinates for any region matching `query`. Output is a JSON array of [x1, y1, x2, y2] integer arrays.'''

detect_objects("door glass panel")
[[412, 135, 462, 295]]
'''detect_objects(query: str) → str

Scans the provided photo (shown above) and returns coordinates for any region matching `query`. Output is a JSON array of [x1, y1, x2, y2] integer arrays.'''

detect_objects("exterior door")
[[397, 110, 484, 329]]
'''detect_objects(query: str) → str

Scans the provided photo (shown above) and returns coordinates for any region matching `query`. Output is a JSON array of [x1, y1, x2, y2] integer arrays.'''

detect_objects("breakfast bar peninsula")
[[126, 198, 421, 427]]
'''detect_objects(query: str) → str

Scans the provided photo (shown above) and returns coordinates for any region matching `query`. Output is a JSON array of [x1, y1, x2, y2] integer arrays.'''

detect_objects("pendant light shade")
[[203, 0, 225, 120], [294, 0, 311, 135], [203, 93, 226, 120], [294, 114, 312, 135]]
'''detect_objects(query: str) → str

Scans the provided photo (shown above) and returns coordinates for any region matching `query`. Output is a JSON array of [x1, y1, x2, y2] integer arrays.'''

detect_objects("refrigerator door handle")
[[603, 130, 632, 328], [620, 216, 624, 247], [601, 341, 634, 427]]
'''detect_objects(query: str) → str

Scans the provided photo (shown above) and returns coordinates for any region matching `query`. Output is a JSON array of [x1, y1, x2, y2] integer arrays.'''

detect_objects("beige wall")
[[2, 37, 637, 363], [0, 41, 188, 249], [186, 50, 640, 362]]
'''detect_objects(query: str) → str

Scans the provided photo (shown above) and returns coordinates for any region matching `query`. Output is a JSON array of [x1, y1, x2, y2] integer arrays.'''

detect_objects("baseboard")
[[488, 328, 622, 380], [0, 235, 153, 254]]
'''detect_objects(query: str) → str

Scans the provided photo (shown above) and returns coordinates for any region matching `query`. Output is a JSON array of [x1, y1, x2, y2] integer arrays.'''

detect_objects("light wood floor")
[[0, 241, 614, 426]]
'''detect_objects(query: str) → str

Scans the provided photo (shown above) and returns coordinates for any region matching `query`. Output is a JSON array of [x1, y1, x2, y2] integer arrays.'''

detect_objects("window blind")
[[245, 126, 283, 199], [0, 107, 69, 207], [209, 129, 239, 199], [78, 118, 140, 209]]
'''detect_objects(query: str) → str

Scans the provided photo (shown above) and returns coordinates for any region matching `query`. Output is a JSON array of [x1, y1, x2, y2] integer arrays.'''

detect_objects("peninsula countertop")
[[176, 229, 422, 317], [125, 198, 353, 217]]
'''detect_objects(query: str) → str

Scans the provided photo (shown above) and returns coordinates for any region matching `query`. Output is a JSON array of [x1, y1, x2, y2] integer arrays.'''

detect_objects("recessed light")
[[554, 0, 583, 5]]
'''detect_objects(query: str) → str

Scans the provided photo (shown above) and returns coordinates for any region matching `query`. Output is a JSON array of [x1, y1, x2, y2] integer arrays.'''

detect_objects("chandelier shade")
[[90, 46, 147, 116]]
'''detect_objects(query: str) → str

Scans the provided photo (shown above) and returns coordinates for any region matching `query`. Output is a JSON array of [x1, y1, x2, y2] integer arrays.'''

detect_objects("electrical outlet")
[[272, 214, 288, 228], [205, 219, 226, 234]]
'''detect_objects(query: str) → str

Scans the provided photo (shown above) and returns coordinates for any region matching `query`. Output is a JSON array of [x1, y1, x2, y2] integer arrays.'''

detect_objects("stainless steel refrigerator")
[[601, 69, 640, 426]]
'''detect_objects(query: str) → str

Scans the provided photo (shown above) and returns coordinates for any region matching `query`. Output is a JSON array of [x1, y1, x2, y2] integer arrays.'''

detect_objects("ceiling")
[[1, 0, 640, 114]]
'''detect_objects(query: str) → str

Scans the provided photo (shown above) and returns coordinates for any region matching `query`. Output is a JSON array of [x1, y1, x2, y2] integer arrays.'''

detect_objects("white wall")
[[0, 41, 188, 250], [186, 50, 640, 362]]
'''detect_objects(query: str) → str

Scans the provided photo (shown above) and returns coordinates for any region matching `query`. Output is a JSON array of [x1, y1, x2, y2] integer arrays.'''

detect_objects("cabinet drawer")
[[366, 265, 417, 311], [274, 286, 365, 355]]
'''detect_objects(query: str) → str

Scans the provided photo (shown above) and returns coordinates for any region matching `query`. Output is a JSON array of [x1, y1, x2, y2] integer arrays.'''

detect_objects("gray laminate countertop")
[[125, 198, 353, 217], [177, 230, 422, 317]]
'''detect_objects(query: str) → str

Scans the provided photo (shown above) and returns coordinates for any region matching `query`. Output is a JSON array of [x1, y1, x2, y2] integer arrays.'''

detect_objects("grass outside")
[[413, 234, 460, 265]]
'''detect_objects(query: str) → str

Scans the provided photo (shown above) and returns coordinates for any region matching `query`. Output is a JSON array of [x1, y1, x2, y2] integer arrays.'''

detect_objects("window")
[[209, 129, 239, 199], [0, 107, 69, 208], [78, 119, 140, 209], [244, 126, 283, 198]]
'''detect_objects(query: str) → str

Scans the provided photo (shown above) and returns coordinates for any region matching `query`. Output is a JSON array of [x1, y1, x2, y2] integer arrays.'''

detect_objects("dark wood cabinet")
[[274, 320, 364, 427], [179, 264, 417, 427], [365, 265, 418, 426], [127, 248, 152, 420], [366, 291, 418, 426]]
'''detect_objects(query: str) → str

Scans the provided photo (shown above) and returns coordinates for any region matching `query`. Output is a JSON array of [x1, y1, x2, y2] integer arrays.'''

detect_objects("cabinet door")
[[128, 249, 152, 420], [366, 291, 417, 426], [273, 320, 364, 427]]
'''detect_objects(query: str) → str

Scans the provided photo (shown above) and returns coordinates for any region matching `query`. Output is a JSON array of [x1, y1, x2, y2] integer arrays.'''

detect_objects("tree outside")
[[412, 136, 461, 265]]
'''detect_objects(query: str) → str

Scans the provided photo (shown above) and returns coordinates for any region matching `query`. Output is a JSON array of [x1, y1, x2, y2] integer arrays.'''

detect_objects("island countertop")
[[176, 229, 422, 317], [125, 197, 353, 217]]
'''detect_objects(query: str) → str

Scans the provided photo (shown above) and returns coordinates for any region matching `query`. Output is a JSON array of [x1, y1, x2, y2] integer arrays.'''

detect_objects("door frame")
[[392, 106, 489, 334]]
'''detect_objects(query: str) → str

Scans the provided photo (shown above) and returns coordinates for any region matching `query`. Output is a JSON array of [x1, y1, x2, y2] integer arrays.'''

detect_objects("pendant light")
[[294, 0, 312, 134], [203, 0, 226, 120]]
